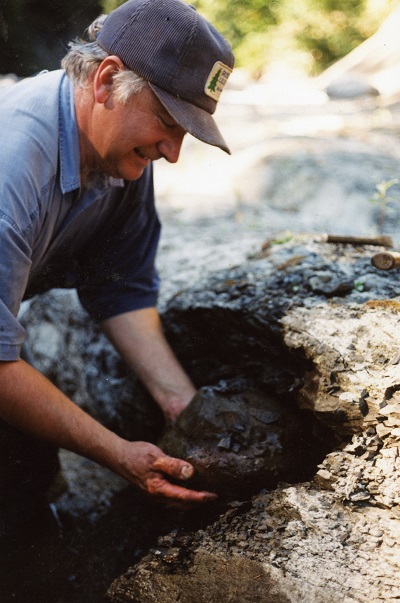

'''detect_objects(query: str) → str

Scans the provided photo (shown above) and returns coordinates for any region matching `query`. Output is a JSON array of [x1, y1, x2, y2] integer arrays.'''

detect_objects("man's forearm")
[[0, 359, 124, 470], [101, 307, 196, 420], [0, 359, 216, 502]]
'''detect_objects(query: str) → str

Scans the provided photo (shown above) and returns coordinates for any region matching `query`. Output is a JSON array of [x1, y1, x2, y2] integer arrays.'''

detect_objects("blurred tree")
[[278, 0, 398, 75], [193, 0, 279, 78], [0, 0, 102, 76]]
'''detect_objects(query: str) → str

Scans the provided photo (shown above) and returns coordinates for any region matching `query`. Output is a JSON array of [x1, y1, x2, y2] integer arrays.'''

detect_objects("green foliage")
[[170, 0, 394, 76], [193, 0, 279, 48], [271, 231, 293, 245], [370, 179, 399, 236], [279, 0, 395, 75], [353, 277, 366, 292], [198, 0, 396, 75], [101, 0, 126, 12]]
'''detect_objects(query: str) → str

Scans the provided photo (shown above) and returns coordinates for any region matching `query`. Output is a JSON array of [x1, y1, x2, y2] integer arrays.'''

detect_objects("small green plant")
[[354, 277, 366, 292], [370, 179, 399, 236], [271, 231, 293, 246]]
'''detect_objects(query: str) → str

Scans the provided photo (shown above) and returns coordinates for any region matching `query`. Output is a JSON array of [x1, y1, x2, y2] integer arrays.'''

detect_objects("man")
[[0, 0, 234, 534]]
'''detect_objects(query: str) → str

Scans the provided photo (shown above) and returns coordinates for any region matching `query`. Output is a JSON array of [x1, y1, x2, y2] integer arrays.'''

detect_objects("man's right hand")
[[115, 440, 217, 503]]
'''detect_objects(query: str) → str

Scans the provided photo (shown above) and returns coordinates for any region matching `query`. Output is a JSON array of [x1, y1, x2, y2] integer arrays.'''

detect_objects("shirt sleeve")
[[77, 165, 161, 321], [0, 216, 32, 360], [0, 70, 62, 361]]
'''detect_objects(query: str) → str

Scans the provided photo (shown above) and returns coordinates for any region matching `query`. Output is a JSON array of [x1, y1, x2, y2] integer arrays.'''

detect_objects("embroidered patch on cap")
[[205, 61, 232, 101]]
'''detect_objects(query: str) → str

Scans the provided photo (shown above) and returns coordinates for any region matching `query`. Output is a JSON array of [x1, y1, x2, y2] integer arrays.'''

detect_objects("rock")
[[109, 485, 400, 603], [160, 380, 324, 498], [308, 270, 353, 296], [326, 76, 380, 99], [108, 236, 400, 603]]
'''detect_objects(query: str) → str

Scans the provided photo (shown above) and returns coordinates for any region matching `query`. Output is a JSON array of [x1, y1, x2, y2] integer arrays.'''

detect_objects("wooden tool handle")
[[371, 251, 400, 270], [325, 234, 393, 247]]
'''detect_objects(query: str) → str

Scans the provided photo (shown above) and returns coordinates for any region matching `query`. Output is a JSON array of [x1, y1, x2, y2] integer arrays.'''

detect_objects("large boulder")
[[160, 380, 326, 498], [108, 236, 400, 603]]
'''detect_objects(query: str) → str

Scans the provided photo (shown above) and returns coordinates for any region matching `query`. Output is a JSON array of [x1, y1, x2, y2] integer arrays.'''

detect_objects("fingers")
[[147, 476, 217, 503], [152, 455, 195, 481], [120, 442, 217, 503], [149, 456, 217, 503]]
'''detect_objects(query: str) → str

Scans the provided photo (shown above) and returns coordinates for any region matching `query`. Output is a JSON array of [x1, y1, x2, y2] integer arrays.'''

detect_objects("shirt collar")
[[58, 73, 81, 194]]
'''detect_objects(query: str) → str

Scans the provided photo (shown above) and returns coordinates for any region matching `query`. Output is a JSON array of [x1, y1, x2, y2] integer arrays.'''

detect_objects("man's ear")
[[93, 55, 125, 104]]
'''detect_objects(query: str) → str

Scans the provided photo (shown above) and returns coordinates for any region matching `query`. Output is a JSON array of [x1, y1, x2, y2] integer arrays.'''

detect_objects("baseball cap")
[[96, 0, 234, 154]]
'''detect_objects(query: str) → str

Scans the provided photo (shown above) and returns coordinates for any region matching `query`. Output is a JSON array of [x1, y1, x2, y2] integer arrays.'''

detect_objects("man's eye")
[[159, 115, 175, 129]]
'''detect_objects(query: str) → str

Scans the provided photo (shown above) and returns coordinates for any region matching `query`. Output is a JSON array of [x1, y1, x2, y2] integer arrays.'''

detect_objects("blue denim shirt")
[[0, 70, 160, 360]]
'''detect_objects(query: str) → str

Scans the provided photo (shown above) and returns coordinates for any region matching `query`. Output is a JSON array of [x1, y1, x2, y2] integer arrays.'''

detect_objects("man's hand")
[[161, 398, 191, 424], [0, 360, 216, 505], [101, 308, 196, 423], [117, 440, 217, 502]]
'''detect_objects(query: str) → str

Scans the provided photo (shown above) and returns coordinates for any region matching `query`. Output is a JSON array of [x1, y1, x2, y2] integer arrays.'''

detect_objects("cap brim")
[[149, 82, 231, 155]]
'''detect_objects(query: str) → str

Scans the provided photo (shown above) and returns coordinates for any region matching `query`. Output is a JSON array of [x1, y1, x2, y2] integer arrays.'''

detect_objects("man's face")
[[86, 85, 186, 181]]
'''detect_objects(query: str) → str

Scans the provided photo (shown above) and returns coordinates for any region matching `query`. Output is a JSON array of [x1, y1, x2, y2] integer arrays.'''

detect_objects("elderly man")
[[0, 0, 234, 538]]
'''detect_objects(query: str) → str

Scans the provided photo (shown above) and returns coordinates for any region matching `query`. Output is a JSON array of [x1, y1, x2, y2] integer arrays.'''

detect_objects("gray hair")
[[61, 15, 147, 104]]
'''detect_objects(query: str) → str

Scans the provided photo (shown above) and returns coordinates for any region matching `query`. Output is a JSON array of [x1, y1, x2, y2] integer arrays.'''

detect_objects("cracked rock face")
[[109, 238, 400, 603], [160, 380, 324, 498]]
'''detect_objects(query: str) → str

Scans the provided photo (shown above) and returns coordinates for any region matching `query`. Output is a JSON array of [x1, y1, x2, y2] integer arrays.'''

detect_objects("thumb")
[[152, 456, 195, 481]]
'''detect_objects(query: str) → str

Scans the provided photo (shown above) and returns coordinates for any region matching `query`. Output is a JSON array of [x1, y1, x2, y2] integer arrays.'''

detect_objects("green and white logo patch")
[[205, 61, 232, 101]]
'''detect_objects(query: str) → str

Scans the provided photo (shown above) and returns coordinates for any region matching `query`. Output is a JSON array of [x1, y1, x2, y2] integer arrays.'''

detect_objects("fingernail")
[[181, 465, 193, 479]]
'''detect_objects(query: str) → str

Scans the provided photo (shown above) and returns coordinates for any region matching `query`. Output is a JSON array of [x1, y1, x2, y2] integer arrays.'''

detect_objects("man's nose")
[[158, 129, 186, 163]]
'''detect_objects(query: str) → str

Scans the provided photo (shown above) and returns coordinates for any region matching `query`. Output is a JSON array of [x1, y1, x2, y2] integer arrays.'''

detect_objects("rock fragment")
[[160, 380, 323, 498]]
